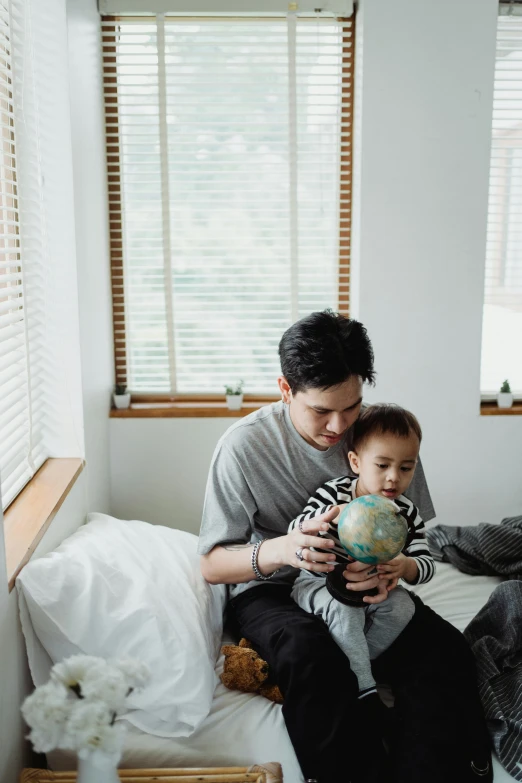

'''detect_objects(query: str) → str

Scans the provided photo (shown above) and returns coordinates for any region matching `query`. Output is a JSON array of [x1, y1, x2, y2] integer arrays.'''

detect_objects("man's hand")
[[331, 502, 349, 521], [377, 552, 418, 588], [342, 559, 390, 604], [270, 506, 340, 573]]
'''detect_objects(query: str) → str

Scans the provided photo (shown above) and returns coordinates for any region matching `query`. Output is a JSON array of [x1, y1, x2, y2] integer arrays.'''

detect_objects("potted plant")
[[497, 379, 514, 409], [113, 383, 131, 410], [225, 380, 244, 411]]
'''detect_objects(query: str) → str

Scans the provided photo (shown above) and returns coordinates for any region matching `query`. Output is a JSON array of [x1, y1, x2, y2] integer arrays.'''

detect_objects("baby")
[[288, 403, 435, 711]]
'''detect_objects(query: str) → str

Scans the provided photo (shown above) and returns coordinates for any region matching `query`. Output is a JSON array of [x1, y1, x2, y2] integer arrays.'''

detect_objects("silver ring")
[[298, 518, 305, 533], [296, 547, 305, 562], [470, 761, 490, 777]]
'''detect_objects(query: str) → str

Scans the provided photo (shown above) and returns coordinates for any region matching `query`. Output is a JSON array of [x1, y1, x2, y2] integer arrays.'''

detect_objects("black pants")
[[229, 584, 492, 783]]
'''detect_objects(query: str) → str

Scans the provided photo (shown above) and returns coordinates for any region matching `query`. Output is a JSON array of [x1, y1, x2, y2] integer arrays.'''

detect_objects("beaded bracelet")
[[251, 539, 280, 581]]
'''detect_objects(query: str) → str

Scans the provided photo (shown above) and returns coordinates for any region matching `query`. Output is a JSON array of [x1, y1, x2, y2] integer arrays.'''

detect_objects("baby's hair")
[[352, 403, 422, 452]]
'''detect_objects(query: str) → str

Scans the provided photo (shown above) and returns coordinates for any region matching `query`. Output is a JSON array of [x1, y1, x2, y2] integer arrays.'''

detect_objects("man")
[[199, 311, 491, 783]]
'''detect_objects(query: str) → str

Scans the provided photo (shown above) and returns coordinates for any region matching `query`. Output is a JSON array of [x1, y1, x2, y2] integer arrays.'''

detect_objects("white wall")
[[110, 0, 522, 531], [110, 419, 231, 532], [0, 1, 113, 780], [352, 0, 522, 525], [0, 520, 32, 783], [67, 0, 114, 512]]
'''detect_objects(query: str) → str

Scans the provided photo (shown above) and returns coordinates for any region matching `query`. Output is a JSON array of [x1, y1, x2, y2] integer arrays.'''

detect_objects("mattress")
[[49, 563, 515, 782]]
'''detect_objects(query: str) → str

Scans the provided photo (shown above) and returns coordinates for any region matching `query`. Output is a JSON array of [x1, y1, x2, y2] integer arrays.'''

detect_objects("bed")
[[16, 513, 516, 783]]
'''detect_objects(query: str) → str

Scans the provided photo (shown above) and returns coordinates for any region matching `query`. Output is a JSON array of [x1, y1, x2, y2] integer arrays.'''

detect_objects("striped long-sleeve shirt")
[[288, 476, 435, 585]]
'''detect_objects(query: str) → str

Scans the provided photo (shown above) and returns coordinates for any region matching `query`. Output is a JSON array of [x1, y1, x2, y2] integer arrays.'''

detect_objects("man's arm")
[[198, 441, 337, 585], [201, 511, 338, 585], [406, 458, 435, 523]]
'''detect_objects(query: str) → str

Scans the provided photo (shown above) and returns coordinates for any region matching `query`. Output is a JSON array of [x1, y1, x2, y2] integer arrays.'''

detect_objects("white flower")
[[80, 663, 129, 710], [61, 700, 125, 760], [51, 655, 104, 691], [111, 659, 150, 691], [60, 700, 110, 748], [22, 655, 147, 756], [22, 681, 71, 753]]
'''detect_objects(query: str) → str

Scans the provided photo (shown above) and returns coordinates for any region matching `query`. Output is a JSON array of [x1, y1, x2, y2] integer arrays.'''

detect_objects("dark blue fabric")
[[427, 516, 522, 579], [465, 580, 522, 781]]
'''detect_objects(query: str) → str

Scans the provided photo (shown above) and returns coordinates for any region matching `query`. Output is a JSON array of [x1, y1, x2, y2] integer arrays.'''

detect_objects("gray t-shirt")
[[198, 401, 435, 598]]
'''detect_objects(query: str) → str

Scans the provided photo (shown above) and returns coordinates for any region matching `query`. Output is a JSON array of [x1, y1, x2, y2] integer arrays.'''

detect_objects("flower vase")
[[77, 755, 121, 783]]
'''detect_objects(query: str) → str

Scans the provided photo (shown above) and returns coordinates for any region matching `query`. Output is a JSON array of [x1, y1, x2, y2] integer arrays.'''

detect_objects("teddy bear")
[[220, 638, 284, 704]]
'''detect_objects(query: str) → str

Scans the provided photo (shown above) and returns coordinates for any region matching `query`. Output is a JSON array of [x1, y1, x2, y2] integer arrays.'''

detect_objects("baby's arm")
[[402, 505, 435, 584], [377, 503, 435, 586]]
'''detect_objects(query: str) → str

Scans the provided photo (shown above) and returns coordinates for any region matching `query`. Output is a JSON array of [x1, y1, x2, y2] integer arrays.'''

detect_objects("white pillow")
[[16, 513, 227, 739]]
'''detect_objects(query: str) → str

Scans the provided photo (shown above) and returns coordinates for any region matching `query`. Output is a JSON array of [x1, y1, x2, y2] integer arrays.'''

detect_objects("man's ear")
[[348, 450, 360, 474], [277, 375, 292, 404]]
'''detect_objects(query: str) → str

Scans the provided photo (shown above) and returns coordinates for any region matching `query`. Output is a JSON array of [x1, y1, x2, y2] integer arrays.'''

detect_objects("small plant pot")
[[497, 392, 514, 409], [113, 392, 131, 409], [226, 394, 243, 411]]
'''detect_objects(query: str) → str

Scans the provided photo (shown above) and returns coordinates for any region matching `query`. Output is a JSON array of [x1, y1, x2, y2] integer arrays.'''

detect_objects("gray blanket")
[[464, 581, 522, 781], [426, 516, 522, 578], [426, 518, 522, 778]]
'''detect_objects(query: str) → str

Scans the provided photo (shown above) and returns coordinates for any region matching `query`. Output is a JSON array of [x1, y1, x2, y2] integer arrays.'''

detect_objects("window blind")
[[99, 1, 354, 14], [481, 7, 522, 395], [0, 0, 84, 510], [103, 14, 354, 394], [0, 0, 49, 509]]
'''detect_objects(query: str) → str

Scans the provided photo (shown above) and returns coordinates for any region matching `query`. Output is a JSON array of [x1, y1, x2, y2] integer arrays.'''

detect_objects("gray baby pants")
[[291, 570, 416, 692]]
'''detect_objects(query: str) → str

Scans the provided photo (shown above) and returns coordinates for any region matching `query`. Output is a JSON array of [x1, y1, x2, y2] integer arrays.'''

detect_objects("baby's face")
[[349, 432, 420, 501]]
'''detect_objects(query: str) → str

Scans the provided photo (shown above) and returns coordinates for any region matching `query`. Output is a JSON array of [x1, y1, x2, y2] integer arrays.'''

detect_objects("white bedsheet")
[[49, 564, 515, 782]]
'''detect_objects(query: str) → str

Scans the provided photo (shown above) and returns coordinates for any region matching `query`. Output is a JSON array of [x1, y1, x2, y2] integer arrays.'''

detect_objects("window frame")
[[1, 0, 86, 582], [102, 13, 355, 408], [480, 4, 522, 405], [0, 3, 50, 509]]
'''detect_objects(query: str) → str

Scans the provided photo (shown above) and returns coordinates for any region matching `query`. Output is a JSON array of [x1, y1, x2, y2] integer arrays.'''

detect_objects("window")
[[0, 0, 83, 511], [102, 13, 354, 395], [481, 5, 522, 396], [0, 1, 48, 509]]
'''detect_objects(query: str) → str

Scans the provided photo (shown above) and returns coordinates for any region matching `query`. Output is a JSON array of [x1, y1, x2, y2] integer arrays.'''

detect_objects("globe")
[[337, 494, 408, 565]]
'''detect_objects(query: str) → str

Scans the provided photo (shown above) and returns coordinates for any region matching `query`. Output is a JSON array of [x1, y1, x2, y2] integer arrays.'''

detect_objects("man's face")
[[278, 375, 363, 451]]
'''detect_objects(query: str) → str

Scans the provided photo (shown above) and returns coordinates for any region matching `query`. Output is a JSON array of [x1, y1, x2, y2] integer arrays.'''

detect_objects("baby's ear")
[[348, 450, 360, 474]]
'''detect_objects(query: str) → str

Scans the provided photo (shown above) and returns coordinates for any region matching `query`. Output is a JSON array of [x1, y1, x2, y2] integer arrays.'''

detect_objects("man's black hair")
[[352, 403, 422, 452], [278, 310, 375, 393]]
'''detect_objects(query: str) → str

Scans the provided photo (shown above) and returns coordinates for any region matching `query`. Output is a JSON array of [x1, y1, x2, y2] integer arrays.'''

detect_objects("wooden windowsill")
[[110, 397, 279, 418], [111, 399, 522, 418], [480, 400, 522, 415], [3, 458, 84, 592]]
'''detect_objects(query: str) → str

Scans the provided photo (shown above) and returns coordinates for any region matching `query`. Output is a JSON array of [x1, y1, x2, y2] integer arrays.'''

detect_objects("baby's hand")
[[377, 553, 416, 589]]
